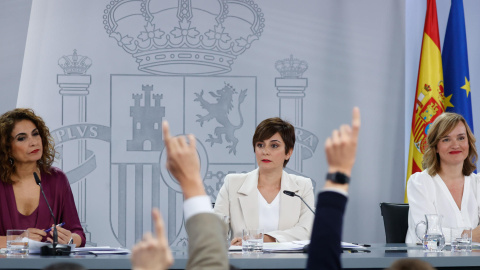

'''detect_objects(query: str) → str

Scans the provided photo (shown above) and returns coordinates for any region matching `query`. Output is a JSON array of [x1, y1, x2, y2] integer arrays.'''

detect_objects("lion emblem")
[[194, 83, 247, 155]]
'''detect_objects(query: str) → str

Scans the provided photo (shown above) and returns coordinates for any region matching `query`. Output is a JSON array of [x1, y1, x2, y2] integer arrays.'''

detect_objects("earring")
[[8, 157, 14, 166]]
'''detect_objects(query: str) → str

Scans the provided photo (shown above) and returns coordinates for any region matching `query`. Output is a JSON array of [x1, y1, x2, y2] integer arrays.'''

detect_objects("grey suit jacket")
[[214, 169, 314, 242], [185, 212, 229, 270]]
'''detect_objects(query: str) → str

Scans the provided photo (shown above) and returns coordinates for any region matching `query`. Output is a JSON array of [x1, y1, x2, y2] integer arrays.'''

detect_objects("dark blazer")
[[307, 191, 348, 270], [185, 212, 229, 270]]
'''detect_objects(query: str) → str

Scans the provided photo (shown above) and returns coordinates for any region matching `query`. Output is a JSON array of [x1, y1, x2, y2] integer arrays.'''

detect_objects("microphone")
[[283, 190, 315, 215], [34, 172, 71, 256], [283, 189, 315, 254]]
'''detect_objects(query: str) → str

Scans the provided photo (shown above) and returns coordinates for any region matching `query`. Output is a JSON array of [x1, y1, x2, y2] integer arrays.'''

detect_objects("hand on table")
[[131, 208, 173, 270], [47, 225, 73, 244], [26, 228, 46, 242], [472, 226, 480, 242], [231, 237, 242, 246], [230, 234, 276, 246]]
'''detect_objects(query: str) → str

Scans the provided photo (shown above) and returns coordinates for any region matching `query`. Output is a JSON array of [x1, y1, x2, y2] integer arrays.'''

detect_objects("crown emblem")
[[103, 0, 264, 76], [58, 49, 92, 75], [275, 55, 308, 78]]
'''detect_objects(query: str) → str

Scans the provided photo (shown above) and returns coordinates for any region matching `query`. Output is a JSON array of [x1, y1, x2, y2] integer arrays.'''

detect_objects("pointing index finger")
[[152, 208, 166, 241], [162, 121, 171, 143], [351, 107, 361, 139]]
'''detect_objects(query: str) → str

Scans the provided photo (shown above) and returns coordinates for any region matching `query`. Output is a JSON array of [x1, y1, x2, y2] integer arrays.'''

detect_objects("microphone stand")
[[34, 172, 71, 256], [283, 190, 315, 253]]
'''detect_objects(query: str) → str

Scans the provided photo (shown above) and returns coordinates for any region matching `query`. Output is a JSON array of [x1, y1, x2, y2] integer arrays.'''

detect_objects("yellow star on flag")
[[461, 77, 471, 97], [444, 94, 454, 108]]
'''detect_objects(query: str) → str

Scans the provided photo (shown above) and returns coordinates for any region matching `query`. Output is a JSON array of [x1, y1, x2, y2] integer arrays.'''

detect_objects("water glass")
[[219, 215, 231, 249], [6, 230, 29, 256], [242, 229, 263, 254], [450, 227, 472, 252]]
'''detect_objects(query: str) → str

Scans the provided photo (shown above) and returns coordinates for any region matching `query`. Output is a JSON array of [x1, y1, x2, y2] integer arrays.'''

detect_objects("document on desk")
[[28, 239, 76, 254], [263, 242, 304, 252], [291, 240, 367, 249], [228, 242, 306, 252], [341, 242, 367, 249], [73, 246, 131, 255], [228, 241, 367, 252]]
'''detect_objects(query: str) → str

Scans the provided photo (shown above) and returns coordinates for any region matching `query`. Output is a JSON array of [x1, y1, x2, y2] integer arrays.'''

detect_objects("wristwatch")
[[68, 236, 73, 245], [326, 172, 350, 184]]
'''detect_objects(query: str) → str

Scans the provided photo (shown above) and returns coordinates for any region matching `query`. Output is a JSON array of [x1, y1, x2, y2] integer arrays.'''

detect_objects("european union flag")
[[442, 0, 474, 132]]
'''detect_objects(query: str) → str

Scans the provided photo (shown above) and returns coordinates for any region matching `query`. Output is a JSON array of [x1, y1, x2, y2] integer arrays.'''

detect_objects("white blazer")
[[214, 168, 314, 242]]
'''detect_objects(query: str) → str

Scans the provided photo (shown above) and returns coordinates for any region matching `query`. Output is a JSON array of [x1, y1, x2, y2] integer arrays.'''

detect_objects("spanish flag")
[[405, 0, 445, 202]]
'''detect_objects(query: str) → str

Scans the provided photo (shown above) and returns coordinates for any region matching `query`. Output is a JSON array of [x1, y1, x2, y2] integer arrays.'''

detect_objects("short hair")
[[422, 112, 477, 176], [0, 108, 56, 184], [252, 117, 295, 167], [388, 258, 435, 270]]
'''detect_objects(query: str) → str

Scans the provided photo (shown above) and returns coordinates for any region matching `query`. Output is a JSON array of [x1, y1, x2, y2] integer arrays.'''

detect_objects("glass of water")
[[6, 230, 29, 256], [242, 229, 263, 254], [450, 227, 472, 252]]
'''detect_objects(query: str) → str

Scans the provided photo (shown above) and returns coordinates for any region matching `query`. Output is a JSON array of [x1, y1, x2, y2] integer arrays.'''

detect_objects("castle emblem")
[[103, 0, 265, 75], [127, 85, 165, 151], [194, 83, 247, 155]]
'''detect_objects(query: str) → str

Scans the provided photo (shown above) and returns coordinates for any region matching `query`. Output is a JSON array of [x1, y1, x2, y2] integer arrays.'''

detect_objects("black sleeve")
[[306, 191, 347, 270]]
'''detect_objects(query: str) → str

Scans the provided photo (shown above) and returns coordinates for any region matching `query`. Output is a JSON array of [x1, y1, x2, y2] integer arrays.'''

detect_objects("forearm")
[[0, 236, 6, 248], [72, 233, 82, 247], [307, 192, 347, 270]]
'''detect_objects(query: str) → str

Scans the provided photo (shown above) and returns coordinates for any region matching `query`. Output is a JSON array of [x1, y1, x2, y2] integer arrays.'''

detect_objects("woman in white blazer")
[[406, 112, 480, 243], [214, 117, 314, 244]]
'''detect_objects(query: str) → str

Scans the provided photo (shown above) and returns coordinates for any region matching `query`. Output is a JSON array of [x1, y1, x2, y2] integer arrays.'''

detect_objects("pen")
[[352, 243, 371, 247], [343, 249, 371, 253], [45, 222, 65, 233]]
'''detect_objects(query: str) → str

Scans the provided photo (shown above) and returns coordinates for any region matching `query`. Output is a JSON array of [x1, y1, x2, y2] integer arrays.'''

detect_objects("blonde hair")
[[422, 112, 477, 176]]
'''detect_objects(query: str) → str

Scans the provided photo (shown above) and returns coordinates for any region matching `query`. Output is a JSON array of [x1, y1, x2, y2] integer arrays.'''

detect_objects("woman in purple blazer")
[[0, 108, 85, 247]]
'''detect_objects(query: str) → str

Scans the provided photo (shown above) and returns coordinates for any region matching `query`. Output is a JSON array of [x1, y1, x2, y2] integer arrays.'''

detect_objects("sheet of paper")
[[341, 242, 367, 249], [28, 238, 76, 254], [263, 242, 304, 252], [28, 238, 50, 254], [73, 246, 131, 254]]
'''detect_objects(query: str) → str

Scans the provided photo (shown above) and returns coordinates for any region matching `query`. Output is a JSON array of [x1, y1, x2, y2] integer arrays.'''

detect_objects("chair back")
[[379, 202, 409, 243]]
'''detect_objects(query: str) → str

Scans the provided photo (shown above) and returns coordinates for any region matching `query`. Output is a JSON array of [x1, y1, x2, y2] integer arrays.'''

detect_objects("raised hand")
[[325, 107, 361, 178], [131, 208, 173, 270], [162, 121, 205, 199]]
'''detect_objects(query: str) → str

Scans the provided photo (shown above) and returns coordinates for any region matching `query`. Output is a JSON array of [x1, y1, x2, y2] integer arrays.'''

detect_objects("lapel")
[[238, 169, 260, 230], [279, 171, 301, 230]]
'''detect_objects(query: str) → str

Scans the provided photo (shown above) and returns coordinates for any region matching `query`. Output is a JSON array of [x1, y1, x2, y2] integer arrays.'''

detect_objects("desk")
[[1, 244, 480, 269]]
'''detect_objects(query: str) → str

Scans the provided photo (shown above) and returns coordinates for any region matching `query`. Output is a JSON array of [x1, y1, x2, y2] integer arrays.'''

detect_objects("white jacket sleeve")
[[213, 176, 231, 223]]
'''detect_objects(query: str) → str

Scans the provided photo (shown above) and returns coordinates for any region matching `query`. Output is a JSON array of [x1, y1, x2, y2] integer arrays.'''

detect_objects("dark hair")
[[0, 108, 56, 184], [388, 258, 435, 270], [252, 117, 295, 167], [422, 112, 477, 176]]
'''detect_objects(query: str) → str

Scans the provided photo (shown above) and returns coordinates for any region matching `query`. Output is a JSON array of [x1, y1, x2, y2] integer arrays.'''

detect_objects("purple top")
[[0, 167, 86, 247]]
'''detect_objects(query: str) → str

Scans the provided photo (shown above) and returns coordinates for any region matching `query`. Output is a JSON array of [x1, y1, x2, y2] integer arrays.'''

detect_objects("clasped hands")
[[26, 225, 73, 244]]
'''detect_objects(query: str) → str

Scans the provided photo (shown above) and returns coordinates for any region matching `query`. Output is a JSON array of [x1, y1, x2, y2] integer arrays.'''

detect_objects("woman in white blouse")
[[406, 112, 480, 243], [214, 117, 314, 245]]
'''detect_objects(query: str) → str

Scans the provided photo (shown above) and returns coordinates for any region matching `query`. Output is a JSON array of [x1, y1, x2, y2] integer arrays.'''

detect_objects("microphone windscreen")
[[283, 190, 295, 197], [33, 172, 41, 185]]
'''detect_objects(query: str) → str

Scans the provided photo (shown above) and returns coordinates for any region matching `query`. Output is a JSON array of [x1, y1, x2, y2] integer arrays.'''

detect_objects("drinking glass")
[[6, 230, 29, 256], [450, 227, 472, 252], [242, 229, 263, 254]]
